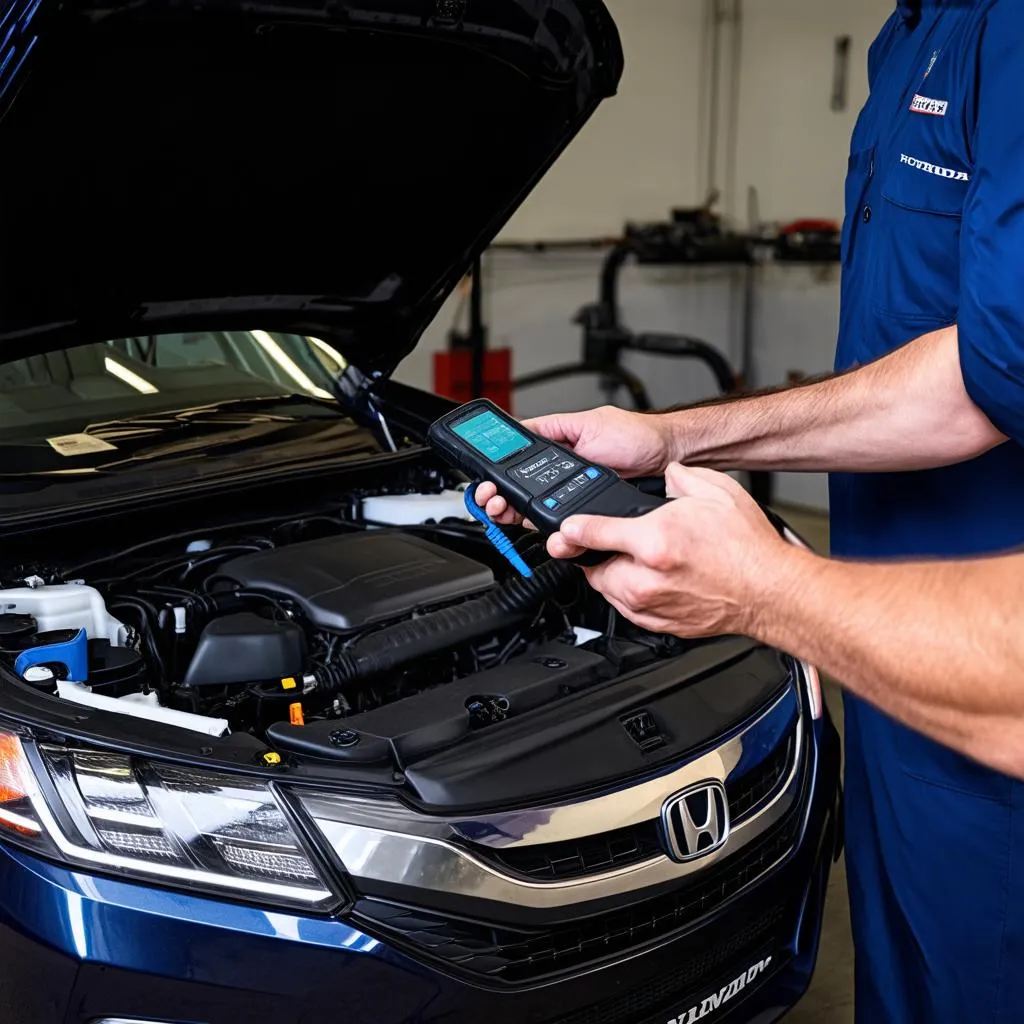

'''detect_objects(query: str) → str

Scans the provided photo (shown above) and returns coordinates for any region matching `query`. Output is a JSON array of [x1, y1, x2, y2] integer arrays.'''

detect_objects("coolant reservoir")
[[0, 584, 127, 645], [361, 489, 475, 526]]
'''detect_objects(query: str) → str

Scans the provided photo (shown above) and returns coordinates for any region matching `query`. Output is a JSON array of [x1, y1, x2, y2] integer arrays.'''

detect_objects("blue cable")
[[464, 484, 533, 579]]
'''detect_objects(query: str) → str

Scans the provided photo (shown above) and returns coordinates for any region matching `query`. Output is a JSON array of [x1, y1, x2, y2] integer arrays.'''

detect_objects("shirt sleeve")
[[958, 4, 1024, 446]]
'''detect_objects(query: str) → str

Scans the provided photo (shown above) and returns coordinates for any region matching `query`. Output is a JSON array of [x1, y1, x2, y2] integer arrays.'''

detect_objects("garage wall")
[[499, 0, 894, 237], [730, 0, 892, 224], [499, 0, 706, 239], [397, 0, 895, 512]]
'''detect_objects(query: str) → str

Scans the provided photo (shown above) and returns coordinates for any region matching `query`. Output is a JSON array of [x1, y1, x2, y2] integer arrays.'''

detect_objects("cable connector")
[[464, 485, 533, 578]]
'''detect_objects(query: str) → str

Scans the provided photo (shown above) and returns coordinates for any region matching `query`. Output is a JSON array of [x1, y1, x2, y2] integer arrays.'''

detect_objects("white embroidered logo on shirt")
[[910, 94, 948, 116], [899, 152, 969, 181]]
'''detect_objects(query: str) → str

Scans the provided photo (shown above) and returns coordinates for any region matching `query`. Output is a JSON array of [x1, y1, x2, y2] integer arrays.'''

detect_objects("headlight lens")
[[797, 660, 823, 720], [0, 730, 335, 909], [0, 732, 45, 836]]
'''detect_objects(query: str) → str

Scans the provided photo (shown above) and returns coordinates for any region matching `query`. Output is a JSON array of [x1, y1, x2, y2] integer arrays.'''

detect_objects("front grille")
[[549, 910, 783, 1024], [475, 719, 798, 884], [486, 819, 663, 881], [355, 806, 801, 983], [727, 731, 795, 821]]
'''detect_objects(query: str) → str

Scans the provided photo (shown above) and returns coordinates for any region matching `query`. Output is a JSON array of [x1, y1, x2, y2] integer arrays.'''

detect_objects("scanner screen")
[[452, 410, 531, 463]]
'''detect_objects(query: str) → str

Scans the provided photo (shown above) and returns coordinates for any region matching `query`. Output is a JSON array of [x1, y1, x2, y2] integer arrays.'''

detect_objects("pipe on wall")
[[699, 0, 744, 221]]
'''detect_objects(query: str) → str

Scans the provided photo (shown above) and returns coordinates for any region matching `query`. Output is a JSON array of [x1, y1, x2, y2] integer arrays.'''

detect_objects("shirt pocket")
[[841, 146, 875, 268], [872, 158, 969, 323]]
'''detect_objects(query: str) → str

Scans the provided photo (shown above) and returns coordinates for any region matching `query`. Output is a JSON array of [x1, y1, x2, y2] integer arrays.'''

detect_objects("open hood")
[[0, 0, 622, 375]]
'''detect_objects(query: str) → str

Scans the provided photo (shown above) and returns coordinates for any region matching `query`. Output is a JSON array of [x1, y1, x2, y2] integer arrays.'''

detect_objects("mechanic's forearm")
[[662, 327, 1004, 472], [751, 546, 1024, 779]]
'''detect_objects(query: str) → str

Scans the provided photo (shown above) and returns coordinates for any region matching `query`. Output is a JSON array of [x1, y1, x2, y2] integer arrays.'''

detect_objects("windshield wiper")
[[84, 394, 341, 440]]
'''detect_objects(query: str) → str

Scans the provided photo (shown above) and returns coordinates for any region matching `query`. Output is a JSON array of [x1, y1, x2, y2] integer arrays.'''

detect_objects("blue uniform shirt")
[[835, 0, 1024, 561], [834, 2, 1024, 1021]]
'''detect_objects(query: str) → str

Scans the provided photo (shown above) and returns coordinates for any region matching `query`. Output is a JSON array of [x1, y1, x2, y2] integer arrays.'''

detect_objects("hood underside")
[[0, 0, 623, 373]]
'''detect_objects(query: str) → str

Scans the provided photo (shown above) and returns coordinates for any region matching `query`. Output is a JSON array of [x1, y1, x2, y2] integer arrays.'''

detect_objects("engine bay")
[[0, 483, 692, 762]]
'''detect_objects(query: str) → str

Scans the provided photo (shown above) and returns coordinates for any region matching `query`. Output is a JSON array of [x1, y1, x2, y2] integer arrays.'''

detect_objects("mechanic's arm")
[[664, 325, 1005, 473], [476, 325, 1004, 527], [479, 322, 1006, 533], [754, 546, 1024, 781], [555, 465, 1024, 781]]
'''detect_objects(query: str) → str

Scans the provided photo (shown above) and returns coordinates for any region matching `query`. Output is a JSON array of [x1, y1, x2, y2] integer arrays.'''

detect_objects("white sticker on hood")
[[47, 433, 117, 456]]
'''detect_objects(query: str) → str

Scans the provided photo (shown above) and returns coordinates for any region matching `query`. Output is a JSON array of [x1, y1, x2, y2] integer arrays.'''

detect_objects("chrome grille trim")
[[300, 683, 803, 910]]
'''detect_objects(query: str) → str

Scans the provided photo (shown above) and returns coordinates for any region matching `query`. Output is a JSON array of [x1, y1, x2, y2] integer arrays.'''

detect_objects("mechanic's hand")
[[548, 463, 791, 638], [474, 406, 673, 526]]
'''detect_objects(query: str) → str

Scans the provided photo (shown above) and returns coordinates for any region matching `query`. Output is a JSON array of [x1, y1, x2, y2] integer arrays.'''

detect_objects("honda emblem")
[[660, 781, 730, 863]]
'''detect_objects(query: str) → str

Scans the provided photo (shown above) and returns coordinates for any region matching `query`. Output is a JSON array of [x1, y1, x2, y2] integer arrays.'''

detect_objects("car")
[[0, 2, 842, 1023]]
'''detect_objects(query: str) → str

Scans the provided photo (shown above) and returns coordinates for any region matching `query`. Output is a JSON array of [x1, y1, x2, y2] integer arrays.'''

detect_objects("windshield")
[[0, 331, 348, 444]]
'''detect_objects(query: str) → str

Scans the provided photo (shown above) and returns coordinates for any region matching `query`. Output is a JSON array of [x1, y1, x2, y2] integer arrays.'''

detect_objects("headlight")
[[796, 660, 823, 721], [0, 729, 336, 910], [0, 732, 45, 836]]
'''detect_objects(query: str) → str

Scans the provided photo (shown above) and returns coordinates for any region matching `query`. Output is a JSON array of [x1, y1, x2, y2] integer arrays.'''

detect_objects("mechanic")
[[477, 324, 1024, 1022], [477, 9, 1024, 1011]]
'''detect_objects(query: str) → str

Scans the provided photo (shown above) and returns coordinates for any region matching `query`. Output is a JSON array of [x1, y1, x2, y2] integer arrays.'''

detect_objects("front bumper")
[[0, 708, 840, 1024]]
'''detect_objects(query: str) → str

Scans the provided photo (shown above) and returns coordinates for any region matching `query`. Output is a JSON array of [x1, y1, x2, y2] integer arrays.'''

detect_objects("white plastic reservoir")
[[0, 584, 127, 645], [361, 489, 475, 526]]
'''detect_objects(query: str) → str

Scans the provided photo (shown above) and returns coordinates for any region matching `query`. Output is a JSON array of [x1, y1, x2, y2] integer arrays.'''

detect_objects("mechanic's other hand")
[[474, 406, 672, 527], [551, 463, 791, 638]]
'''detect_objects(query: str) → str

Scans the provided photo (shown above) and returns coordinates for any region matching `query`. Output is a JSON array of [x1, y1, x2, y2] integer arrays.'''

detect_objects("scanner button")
[[585, 467, 601, 480], [543, 497, 560, 510]]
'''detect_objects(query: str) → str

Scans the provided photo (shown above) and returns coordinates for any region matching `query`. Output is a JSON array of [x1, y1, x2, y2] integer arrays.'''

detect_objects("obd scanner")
[[428, 399, 666, 568]]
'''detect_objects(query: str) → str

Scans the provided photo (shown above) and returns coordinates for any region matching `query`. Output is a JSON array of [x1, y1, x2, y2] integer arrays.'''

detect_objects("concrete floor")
[[773, 507, 855, 1024]]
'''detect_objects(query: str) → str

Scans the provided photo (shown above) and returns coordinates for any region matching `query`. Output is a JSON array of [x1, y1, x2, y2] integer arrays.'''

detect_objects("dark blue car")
[[0, 2, 841, 1022]]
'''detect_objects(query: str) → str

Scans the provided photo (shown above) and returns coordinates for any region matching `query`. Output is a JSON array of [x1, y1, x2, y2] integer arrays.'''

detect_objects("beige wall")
[[732, 0, 891, 223], [499, 0, 894, 239], [500, 0, 705, 239]]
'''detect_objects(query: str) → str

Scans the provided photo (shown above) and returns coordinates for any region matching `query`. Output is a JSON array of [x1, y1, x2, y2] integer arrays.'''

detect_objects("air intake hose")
[[318, 559, 575, 688]]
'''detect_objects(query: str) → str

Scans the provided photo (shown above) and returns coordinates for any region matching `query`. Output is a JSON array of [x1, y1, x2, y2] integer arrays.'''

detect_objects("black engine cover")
[[183, 613, 307, 687], [221, 531, 495, 631]]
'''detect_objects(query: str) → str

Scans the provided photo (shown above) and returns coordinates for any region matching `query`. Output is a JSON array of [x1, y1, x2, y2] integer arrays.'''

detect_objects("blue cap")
[[15, 628, 89, 683]]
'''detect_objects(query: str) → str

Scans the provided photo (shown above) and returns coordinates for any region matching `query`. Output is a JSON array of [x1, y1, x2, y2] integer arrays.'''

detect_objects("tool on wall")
[[831, 35, 852, 112]]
